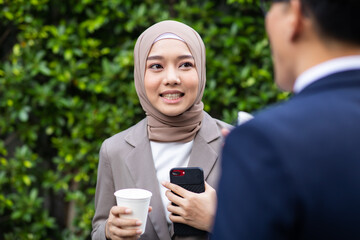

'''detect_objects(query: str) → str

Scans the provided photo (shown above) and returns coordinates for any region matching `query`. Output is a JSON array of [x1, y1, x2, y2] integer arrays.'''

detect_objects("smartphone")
[[169, 167, 207, 236]]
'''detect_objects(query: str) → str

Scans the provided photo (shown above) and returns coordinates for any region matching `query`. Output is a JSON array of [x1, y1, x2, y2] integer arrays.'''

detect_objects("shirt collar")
[[293, 55, 360, 93]]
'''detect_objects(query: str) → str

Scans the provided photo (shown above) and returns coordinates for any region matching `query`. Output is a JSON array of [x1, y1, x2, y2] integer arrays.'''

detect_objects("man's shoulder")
[[229, 99, 309, 144]]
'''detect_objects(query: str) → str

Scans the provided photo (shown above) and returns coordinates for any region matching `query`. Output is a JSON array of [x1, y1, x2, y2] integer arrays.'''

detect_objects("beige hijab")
[[134, 20, 206, 142]]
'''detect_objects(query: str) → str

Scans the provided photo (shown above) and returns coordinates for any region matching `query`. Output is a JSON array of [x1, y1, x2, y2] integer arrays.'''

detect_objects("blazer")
[[92, 111, 231, 240], [212, 70, 360, 239]]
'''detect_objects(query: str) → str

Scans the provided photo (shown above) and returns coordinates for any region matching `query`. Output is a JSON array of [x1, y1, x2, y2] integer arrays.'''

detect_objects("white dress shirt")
[[293, 55, 360, 93]]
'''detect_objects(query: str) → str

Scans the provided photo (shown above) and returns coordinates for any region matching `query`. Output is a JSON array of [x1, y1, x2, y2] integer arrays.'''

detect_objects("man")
[[212, 0, 360, 239]]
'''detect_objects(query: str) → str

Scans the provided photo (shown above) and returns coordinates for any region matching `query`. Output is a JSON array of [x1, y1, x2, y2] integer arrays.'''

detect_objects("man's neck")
[[294, 39, 360, 80]]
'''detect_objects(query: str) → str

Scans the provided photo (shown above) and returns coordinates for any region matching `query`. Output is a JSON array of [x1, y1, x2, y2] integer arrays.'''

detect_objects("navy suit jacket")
[[212, 70, 360, 239]]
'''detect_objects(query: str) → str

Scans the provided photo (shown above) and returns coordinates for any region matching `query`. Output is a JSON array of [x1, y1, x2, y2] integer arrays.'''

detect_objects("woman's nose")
[[163, 67, 180, 85]]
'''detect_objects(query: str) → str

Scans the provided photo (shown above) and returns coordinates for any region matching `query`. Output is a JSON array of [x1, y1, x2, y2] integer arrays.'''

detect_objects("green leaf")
[[22, 175, 31, 186], [39, 62, 51, 76], [4, 11, 14, 20]]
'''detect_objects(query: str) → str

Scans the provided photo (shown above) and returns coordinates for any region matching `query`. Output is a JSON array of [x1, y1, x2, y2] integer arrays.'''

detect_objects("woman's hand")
[[162, 181, 217, 232], [105, 206, 152, 240], [221, 128, 231, 138]]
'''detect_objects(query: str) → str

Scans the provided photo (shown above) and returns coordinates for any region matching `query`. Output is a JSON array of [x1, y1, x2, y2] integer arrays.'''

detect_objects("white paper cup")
[[114, 188, 152, 234]]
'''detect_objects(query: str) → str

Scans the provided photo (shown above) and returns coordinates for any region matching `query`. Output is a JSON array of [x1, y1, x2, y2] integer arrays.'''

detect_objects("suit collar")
[[188, 112, 221, 180], [297, 69, 360, 96], [294, 57, 360, 93], [124, 118, 148, 147], [124, 112, 221, 146], [197, 111, 222, 143]]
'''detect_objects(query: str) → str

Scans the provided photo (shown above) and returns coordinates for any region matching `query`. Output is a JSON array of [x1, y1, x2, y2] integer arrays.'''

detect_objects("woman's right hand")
[[105, 206, 143, 240]]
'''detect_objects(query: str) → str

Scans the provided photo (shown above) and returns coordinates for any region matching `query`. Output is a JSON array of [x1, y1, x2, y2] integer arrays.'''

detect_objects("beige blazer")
[[92, 112, 232, 240]]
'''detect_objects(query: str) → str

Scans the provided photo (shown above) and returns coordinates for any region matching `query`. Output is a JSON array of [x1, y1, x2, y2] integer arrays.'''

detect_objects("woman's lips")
[[160, 91, 184, 103], [162, 93, 182, 99]]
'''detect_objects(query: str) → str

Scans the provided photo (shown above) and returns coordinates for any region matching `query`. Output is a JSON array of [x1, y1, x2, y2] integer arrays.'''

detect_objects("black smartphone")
[[169, 167, 207, 236]]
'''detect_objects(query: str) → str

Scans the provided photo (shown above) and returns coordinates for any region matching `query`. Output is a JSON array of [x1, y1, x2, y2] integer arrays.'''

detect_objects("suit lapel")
[[124, 120, 171, 240], [188, 112, 221, 180], [188, 134, 218, 180]]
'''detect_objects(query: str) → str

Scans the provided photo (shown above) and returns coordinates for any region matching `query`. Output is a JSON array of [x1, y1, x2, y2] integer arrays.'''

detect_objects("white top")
[[237, 111, 254, 126], [150, 140, 193, 225], [293, 55, 360, 93]]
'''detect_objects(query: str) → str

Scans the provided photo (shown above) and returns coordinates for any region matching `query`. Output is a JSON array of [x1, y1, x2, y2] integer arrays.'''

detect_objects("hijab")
[[134, 20, 206, 142]]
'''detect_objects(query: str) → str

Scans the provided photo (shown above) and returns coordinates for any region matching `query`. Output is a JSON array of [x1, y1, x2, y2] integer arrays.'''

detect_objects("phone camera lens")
[[172, 170, 185, 176]]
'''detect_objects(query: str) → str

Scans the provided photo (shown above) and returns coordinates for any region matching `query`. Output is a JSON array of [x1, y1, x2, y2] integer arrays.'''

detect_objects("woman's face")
[[144, 39, 199, 116]]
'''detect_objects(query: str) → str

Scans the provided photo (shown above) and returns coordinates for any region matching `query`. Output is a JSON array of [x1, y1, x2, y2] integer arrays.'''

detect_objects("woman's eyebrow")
[[178, 55, 194, 60], [146, 55, 194, 61], [147, 55, 163, 60]]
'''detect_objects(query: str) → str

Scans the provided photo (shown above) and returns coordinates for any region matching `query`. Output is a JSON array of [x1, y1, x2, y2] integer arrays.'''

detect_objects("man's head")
[[263, 0, 360, 91]]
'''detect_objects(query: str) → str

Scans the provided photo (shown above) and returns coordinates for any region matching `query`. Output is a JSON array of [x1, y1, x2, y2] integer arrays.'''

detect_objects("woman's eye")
[[180, 62, 194, 68], [149, 64, 163, 69]]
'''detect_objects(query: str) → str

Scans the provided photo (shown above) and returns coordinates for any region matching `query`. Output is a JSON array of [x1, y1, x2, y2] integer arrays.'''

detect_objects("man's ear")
[[288, 0, 304, 42]]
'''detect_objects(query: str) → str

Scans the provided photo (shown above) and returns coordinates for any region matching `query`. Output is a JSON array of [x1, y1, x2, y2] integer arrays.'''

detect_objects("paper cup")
[[114, 188, 152, 234]]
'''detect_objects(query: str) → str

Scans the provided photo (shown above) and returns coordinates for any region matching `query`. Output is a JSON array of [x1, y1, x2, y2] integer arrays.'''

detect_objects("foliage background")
[[0, 0, 288, 239]]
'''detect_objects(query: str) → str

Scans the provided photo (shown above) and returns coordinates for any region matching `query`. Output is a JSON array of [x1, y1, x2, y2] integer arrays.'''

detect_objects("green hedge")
[[0, 0, 288, 239]]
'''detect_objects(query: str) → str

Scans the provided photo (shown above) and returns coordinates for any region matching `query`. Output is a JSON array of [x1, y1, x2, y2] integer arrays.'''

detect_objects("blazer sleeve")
[[212, 123, 298, 240], [92, 140, 116, 240]]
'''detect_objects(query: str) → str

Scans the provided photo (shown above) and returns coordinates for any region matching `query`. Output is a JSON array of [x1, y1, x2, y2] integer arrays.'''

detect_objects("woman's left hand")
[[161, 181, 217, 232]]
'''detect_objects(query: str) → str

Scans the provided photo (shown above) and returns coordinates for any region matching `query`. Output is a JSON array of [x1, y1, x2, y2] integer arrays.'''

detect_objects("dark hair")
[[300, 0, 360, 45]]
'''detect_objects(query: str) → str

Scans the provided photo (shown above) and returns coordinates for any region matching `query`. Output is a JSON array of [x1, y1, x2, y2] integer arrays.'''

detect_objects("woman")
[[92, 20, 232, 240]]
